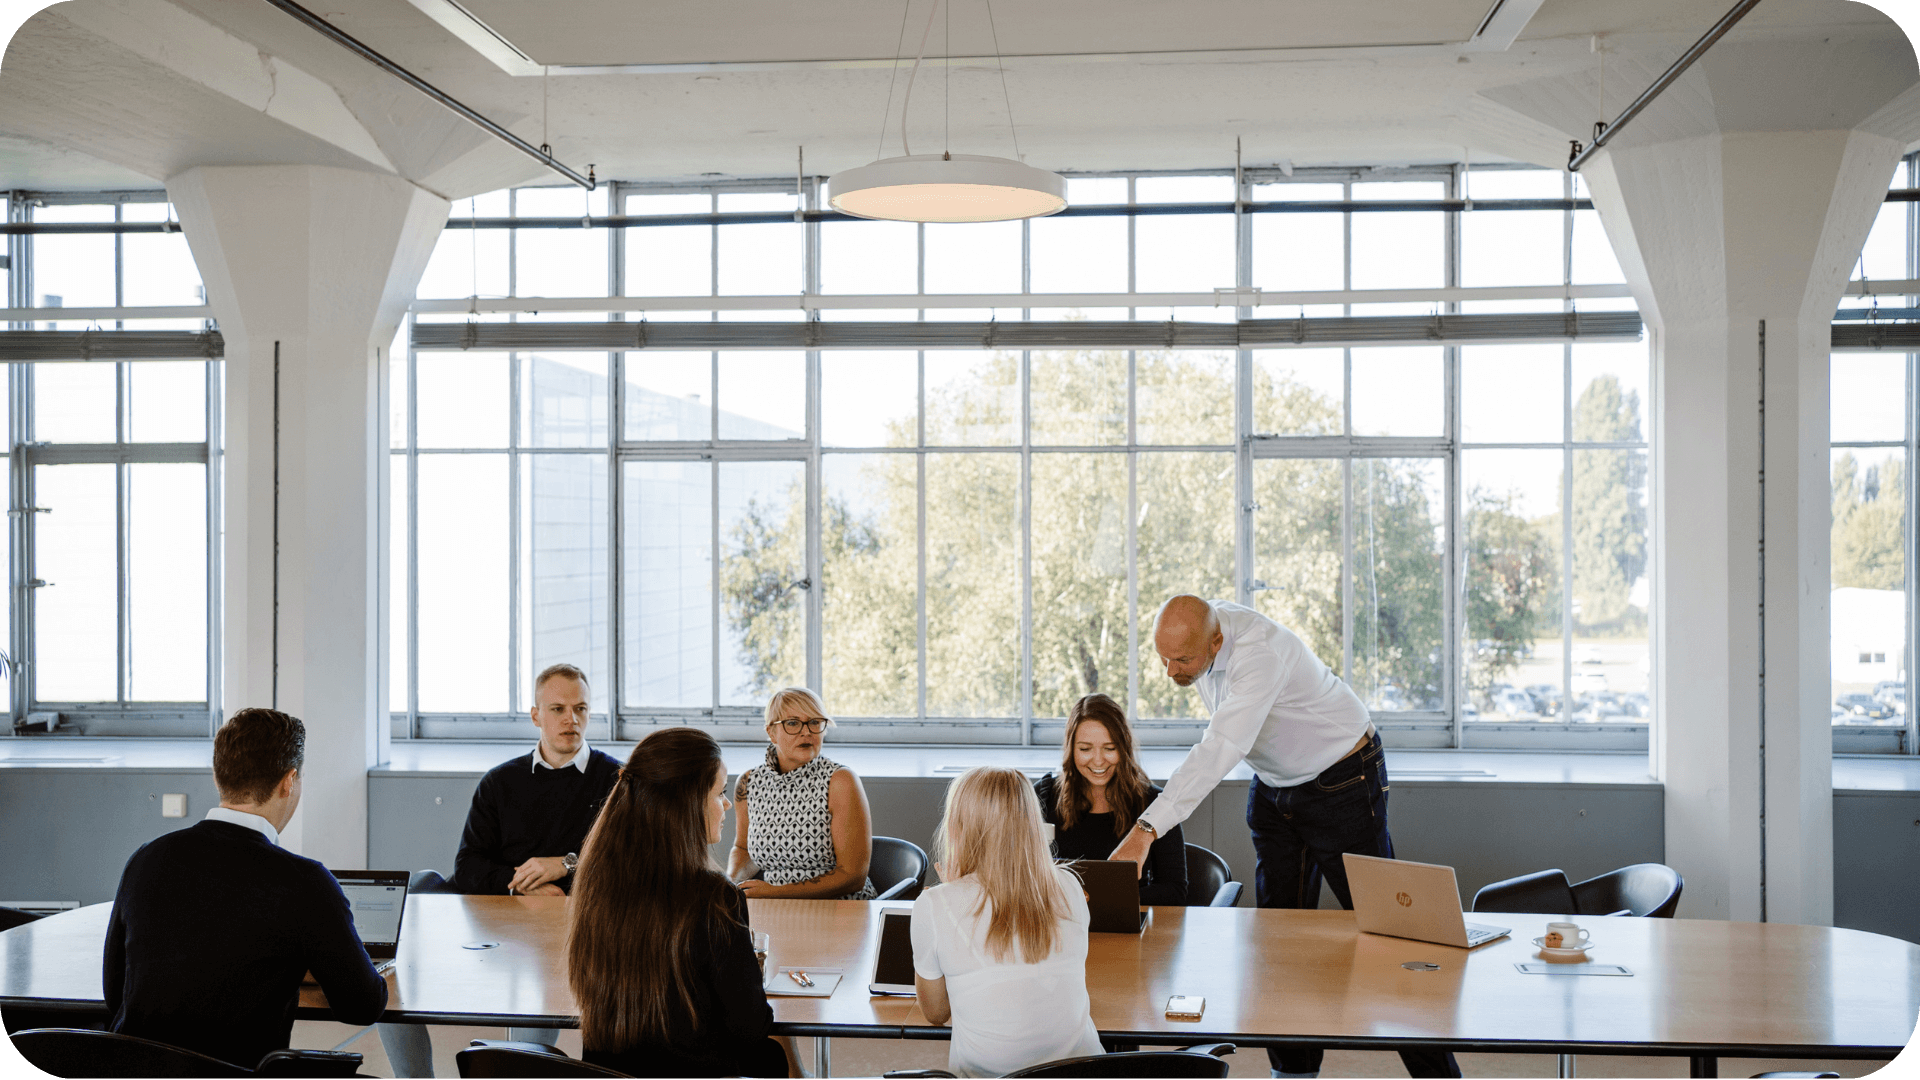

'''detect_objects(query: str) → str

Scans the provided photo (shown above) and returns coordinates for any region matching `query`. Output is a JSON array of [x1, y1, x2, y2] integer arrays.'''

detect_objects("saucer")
[[1531, 936, 1594, 963]]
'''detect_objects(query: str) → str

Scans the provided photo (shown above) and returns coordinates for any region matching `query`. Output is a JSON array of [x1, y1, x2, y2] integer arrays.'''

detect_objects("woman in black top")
[[1035, 693, 1188, 906], [567, 727, 791, 1078]]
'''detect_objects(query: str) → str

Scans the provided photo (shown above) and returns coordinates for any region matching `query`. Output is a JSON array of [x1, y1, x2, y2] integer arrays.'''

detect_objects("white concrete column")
[[1468, 12, 1920, 926], [168, 165, 447, 867], [1580, 128, 1901, 925]]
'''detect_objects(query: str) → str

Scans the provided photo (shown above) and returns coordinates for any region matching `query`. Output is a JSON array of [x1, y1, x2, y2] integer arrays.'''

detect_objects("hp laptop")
[[1343, 854, 1510, 949], [1060, 860, 1148, 934], [331, 869, 410, 974]]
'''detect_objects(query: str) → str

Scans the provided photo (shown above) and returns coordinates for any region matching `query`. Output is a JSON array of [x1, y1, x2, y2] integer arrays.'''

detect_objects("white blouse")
[[910, 865, 1105, 1078]]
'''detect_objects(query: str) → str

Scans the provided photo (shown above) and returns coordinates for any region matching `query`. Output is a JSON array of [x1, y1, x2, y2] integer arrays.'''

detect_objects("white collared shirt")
[[204, 805, 280, 846], [531, 741, 591, 774], [1137, 600, 1373, 835]]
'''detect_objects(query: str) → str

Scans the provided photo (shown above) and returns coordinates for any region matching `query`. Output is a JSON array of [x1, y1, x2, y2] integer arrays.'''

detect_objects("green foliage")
[[1568, 375, 1647, 632], [1832, 452, 1906, 590], [1463, 490, 1558, 696]]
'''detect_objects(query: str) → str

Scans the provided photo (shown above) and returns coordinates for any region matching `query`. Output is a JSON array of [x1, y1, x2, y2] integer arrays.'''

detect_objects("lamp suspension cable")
[[982, 0, 1021, 159], [901, 0, 942, 157], [877, 0, 915, 158]]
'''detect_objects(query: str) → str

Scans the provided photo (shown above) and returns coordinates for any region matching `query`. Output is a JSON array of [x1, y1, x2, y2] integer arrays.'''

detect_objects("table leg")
[[813, 1035, 831, 1077], [1690, 1055, 1719, 1078], [1559, 1053, 1576, 1078]]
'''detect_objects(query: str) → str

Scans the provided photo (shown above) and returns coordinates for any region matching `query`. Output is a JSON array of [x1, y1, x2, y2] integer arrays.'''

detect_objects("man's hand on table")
[[507, 856, 568, 895], [1108, 828, 1153, 878]]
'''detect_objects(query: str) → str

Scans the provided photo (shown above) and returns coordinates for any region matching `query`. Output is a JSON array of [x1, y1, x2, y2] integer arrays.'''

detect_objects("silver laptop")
[[1343, 854, 1510, 949]]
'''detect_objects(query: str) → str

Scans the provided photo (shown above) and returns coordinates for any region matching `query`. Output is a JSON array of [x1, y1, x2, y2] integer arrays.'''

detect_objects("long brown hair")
[[1055, 693, 1152, 837], [567, 727, 735, 1051], [935, 766, 1070, 963]]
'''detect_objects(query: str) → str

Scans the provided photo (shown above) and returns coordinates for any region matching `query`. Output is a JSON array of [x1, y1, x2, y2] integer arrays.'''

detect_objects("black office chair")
[[871, 836, 931, 901], [1183, 844, 1241, 908], [886, 1044, 1234, 1080], [408, 869, 451, 894], [11, 1027, 362, 1077], [1570, 862, 1683, 919], [457, 1040, 631, 1078], [1470, 868, 1579, 915], [0, 905, 43, 932]]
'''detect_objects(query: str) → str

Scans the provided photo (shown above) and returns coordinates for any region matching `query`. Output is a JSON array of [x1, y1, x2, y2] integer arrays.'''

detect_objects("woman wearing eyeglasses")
[[728, 687, 876, 899]]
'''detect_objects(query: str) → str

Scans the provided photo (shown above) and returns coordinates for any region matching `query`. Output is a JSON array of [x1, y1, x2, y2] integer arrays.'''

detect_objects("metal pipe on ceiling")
[[1567, 0, 1763, 173], [256, 0, 596, 191]]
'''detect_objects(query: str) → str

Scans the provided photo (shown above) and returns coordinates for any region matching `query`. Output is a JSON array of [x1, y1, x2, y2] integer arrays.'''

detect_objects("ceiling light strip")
[[258, 0, 596, 190], [412, 311, 1644, 352]]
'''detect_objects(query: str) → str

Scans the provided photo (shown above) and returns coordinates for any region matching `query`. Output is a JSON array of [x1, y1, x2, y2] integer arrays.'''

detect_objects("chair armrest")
[[881, 1071, 956, 1078], [1209, 881, 1242, 908], [1181, 1042, 1236, 1058], [874, 877, 916, 901], [254, 1049, 365, 1077], [466, 1039, 567, 1056]]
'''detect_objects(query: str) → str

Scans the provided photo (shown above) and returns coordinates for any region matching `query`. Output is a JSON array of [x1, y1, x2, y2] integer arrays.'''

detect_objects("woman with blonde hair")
[[567, 727, 788, 1077], [910, 766, 1104, 1078], [729, 687, 875, 899], [1036, 692, 1188, 905]]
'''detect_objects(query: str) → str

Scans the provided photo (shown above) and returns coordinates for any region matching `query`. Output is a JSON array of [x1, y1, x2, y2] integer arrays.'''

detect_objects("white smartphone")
[[1165, 995, 1205, 1020]]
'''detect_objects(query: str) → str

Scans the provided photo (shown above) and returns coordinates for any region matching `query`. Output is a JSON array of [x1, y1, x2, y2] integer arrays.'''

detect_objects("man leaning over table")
[[1108, 595, 1460, 1080], [449, 661, 620, 1050]]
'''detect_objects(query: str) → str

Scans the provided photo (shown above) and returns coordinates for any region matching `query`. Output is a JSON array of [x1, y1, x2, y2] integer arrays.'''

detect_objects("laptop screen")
[[337, 881, 406, 948]]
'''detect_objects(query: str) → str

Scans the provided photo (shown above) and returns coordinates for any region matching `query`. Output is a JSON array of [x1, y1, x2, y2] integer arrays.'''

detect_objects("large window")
[[7, 192, 217, 736], [397, 166, 1650, 747], [1832, 154, 1920, 754]]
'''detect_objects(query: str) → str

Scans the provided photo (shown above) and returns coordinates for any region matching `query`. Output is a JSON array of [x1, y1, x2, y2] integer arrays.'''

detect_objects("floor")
[[288, 1020, 1901, 1078]]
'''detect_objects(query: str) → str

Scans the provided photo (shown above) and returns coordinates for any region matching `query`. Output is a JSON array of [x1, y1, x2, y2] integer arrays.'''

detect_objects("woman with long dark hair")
[[567, 727, 788, 1078], [1035, 693, 1187, 905]]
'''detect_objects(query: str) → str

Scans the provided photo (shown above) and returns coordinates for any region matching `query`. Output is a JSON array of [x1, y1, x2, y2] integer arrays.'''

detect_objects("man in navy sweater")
[[451, 662, 620, 897], [103, 707, 389, 1069]]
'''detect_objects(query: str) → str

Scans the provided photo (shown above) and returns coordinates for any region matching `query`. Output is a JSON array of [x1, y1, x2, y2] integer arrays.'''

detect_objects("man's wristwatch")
[[1134, 819, 1158, 837], [562, 852, 578, 874]]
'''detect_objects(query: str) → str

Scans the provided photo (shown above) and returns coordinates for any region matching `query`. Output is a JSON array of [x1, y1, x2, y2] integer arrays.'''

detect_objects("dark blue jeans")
[[1248, 731, 1461, 1079]]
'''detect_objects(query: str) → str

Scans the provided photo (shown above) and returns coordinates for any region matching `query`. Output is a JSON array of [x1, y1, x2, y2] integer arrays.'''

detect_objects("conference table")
[[3, 896, 1916, 1078]]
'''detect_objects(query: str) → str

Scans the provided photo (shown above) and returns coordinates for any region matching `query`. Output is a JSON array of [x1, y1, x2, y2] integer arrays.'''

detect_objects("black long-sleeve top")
[[581, 885, 778, 1078], [1034, 774, 1189, 906], [102, 819, 389, 1069], [451, 748, 621, 895]]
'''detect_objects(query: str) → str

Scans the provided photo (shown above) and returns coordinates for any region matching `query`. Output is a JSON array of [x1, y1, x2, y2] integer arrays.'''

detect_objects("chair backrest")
[[1571, 862, 1683, 919], [408, 869, 450, 894], [1470, 868, 1578, 915], [870, 836, 930, 901], [0, 906, 43, 932], [1183, 844, 1240, 908], [1005, 1050, 1231, 1078], [456, 1042, 629, 1078], [11, 1027, 252, 1078]]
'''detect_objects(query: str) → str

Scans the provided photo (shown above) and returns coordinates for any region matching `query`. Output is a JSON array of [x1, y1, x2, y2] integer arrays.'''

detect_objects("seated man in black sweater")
[[103, 707, 389, 1069], [451, 662, 621, 897]]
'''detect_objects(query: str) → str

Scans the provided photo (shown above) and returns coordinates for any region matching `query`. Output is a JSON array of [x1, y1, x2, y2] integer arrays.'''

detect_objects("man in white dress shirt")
[[1109, 595, 1457, 1079]]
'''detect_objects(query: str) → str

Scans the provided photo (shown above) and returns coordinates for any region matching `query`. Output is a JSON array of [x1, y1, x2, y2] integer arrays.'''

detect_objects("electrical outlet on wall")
[[160, 794, 187, 818]]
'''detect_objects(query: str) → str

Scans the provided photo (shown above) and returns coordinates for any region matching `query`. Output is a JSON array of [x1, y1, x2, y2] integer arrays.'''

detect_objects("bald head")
[[1153, 595, 1223, 687]]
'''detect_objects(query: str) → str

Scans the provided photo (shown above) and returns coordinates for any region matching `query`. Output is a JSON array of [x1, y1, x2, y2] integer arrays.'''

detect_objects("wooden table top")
[[5, 896, 1916, 1058]]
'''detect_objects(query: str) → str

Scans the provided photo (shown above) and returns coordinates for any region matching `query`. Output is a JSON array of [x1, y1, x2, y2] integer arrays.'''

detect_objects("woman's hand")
[[738, 878, 779, 899]]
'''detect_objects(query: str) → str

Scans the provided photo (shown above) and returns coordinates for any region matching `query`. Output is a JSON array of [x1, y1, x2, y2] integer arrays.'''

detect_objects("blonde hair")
[[934, 766, 1069, 964], [763, 687, 835, 731]]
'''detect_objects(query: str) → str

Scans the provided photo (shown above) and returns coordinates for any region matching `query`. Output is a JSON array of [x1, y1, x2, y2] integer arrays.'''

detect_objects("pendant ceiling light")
[[829, 0, 1065, 223]]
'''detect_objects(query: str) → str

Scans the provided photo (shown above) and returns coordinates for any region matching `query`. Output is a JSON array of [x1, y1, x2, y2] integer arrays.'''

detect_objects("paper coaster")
[[1515, 962, 1634, 976], [765, 966, 844, 996]]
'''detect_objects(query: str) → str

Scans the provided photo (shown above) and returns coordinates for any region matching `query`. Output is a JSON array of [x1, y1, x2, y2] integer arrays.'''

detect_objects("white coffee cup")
[[1543, 921, 1590, 949]]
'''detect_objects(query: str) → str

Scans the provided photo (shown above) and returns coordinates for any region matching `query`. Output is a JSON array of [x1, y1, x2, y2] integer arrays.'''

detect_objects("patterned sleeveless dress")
[[738, 746, 877, 900]]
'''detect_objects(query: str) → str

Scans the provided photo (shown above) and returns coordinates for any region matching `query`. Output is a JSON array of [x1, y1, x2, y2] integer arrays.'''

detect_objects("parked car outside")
[[1835, 693, 1895, 721]]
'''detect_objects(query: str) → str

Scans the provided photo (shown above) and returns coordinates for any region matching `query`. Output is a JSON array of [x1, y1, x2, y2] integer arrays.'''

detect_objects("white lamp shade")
[[828, 154, 1067, 223]]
